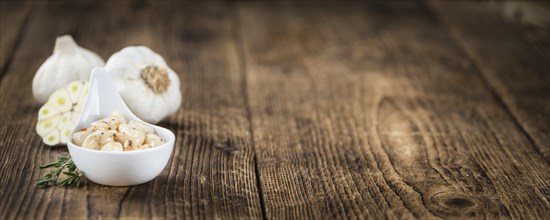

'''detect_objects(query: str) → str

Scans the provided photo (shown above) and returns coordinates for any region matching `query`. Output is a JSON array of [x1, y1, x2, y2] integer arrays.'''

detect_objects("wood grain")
[[429, 1, 550, 161], [1, 1, 549, 219], [238, 2, 550, 219], [0, 1, 31, 78], [0, 1, 262, 219]]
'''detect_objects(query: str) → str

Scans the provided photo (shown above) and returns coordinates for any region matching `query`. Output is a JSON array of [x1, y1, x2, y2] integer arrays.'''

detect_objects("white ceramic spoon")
[[67, 67, 175, 186]]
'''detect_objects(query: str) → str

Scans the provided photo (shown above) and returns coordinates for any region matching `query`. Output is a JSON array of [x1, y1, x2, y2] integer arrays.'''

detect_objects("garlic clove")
[[38, 104, 61, 120], [101, 142, 123, 152], [32, 35, 104, 103], [42, 129, 60, 146], [59, 121, 75, 144], [71, 112, 81, 125], [36, 114, 61, 136], [48, 89, 73, 112], [73, 82, 89, 112], [130, 120, 155, 134], [36, 80, 89, 146], [66, 81, 86, 103], [56, 112, 72, 129]]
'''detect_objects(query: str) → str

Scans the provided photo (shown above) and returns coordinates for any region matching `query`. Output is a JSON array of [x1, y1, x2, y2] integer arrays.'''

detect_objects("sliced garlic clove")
[[42, 129, 60, 146], [36, 114, 61, 136], [73, 83, 88, 112], [59, 121, 75, 144], [56, 112, 72, 129], [48, 88, 72, 112], [38, 105, 60, 120], [71, 111, 81, 125], [66, 81, 85, 103]]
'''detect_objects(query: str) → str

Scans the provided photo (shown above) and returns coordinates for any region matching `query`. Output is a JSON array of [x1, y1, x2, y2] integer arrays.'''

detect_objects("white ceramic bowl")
[[67, 67, 175, 186]]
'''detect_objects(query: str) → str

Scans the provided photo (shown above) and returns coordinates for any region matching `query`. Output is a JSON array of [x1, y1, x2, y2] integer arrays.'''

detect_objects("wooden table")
[[1, 1, 549, 219]]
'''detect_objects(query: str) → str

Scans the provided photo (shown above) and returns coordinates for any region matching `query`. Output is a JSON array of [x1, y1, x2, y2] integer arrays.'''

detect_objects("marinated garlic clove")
[[91, 117, 121, 131], [123, 140, 135, 151], [144, 133, 164, 147], [72, 128, 92, 146], [82, 130, 116, 150], [129, 121, 155, 134], [113, 130, 129, 144], [111, 112, 126, 125], [118, 124, 146, 146], [101, 142, 123, 151]]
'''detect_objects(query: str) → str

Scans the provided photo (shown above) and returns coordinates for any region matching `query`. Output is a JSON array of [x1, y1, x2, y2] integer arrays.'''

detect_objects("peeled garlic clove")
[[36, 80, 89, 146], [129, 120, 154, 134], [105, 46, 181, 124], [72, 128, 92, 146], [101, 142, 123, 152], [82, 130, 116, 150], [119, 123, 145, 146], [144, 133, 164, 147], [111, 112, 126, 125], [32, 35, 104, 103]]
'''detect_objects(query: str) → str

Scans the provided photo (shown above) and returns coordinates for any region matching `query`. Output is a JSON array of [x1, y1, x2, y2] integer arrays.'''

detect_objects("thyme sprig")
[[36, 155, 84, 188]]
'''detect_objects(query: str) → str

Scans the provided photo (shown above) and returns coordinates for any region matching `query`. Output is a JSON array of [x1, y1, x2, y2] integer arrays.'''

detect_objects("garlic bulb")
[[32, 35, 104, 103], [36, 81, 88, 146], [104, 46, 181, 124]]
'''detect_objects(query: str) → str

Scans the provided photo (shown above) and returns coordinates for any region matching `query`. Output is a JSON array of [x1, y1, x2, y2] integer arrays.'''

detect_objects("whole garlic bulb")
[[105, 46, 181, 124], [32, 35, 104, 103]]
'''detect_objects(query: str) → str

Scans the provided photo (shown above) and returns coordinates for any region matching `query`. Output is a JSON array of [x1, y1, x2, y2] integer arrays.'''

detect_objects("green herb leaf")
[[36, 155, 85, 188]]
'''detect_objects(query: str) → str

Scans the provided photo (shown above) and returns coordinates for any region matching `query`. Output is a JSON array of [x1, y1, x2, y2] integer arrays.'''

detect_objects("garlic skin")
[[32, 35, 104, 103], [104, 46, 181, 124]]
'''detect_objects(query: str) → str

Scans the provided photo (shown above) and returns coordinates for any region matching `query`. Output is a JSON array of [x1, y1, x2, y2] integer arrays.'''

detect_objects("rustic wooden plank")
[[0, 1, 31, 78], [428, 1, 550, 161], [238, 2, 550, 219], [117, 1, 263, 219], [0, 1, 262, 219]]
